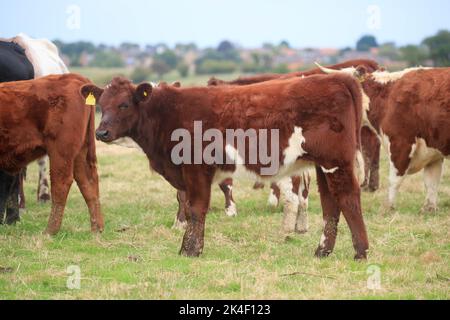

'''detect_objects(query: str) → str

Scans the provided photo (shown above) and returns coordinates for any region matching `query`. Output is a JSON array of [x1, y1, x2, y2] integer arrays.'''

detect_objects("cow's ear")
[[134, 83, 153, 103], [80, 84, 104, 100], [172, 81, 181, 88]]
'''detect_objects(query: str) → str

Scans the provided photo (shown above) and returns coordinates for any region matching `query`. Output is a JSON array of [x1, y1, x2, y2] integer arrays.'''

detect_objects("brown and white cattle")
[[86, 73, 369, 259], [0, 74, 104, 234], [204, 59, 380, 235], [318, 64, 450, 212]]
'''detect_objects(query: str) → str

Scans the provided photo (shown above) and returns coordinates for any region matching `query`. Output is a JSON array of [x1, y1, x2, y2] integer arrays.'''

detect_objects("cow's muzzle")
[[96, 130, 110, 141]]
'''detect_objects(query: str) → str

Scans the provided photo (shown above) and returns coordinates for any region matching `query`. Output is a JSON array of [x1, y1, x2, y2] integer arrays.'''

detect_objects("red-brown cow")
[[318, 65, 450, 212], [84, 74, 369, 259], [201, 59, 381, 235], [0, 74, 104, 234]]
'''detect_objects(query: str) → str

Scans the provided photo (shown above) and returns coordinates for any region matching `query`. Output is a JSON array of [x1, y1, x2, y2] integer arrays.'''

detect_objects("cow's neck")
[[130, 89, 176, 159], [361, 77, 393, 135]]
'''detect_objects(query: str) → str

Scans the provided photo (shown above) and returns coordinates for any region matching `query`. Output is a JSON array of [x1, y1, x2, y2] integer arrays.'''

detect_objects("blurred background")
[[2, 0, 450, 85]]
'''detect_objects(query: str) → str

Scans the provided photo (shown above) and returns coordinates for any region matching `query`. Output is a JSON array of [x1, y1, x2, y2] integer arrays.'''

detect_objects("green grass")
[[0, 122, 449, 299], [70, 67, 243, 87]]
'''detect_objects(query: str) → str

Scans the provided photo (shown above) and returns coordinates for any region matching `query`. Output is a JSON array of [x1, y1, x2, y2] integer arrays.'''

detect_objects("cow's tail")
[[340, 74, 365, 185], [86, 105, 97, 167]]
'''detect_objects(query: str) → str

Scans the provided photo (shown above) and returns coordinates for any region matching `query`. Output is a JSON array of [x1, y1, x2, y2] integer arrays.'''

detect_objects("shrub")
[[130, 67, 152, 83]]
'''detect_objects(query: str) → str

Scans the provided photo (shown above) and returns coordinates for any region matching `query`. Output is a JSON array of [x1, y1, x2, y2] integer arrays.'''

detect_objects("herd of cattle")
[[0, 34, 449, 260]]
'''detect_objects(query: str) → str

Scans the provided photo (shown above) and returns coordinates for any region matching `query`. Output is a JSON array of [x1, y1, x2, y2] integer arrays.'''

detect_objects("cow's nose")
[[96, 130, 109, 140]]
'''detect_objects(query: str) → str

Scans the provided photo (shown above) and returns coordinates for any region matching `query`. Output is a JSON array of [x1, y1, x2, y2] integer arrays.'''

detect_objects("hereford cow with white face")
[[84, 74, 369, 259], [318, 64, 450, 212]]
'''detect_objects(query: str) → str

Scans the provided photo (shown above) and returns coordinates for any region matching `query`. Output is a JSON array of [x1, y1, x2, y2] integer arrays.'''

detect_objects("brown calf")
[[85, 74, 369, 259], [0, 74, 104, 234]]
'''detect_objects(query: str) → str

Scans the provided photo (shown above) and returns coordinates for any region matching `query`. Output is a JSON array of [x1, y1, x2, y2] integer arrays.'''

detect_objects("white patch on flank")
[[371, 67, 429, 85], [225, 200, 237, 217], [283, 126, 307, 165], [214, 144, 313, 185], [267, 188, 279, 207], [321, 166, 339, 174]]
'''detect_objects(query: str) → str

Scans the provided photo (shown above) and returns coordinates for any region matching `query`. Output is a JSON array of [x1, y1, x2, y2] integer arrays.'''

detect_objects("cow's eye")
[[118, 103, 128, 110]]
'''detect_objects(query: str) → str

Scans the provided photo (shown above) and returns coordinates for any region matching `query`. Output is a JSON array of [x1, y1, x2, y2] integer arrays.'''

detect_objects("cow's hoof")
[[38, 194, 51, 203], [91, 225, 104, 233], [44, 228, 59, 236], [354, 253, 368, 261], [420, 204, 437, 214], [179, 247, 202, 257], [314, 248, 331, 258], [295, 227, 308, 234], [172, 219, 187, 230]]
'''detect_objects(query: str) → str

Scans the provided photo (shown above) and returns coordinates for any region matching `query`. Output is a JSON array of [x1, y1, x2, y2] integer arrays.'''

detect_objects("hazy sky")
[[1, 0, 449, 48]]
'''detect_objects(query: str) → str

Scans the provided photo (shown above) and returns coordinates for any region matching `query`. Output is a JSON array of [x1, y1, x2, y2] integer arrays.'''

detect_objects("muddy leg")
[[73, 150, 104, 233], [421, 159, 444, 213], [37, 156, 51, 203], [18, 168, 26, 210], [0, 171, 13, 224], [368, 135, 380, 192], [314, 166, 341, 258], [173, 190, 188, 229], [324, 166, 369, 260], [179, 170, 212, 257], [5, 175, 20, 225], [219, 178, 236, 217]]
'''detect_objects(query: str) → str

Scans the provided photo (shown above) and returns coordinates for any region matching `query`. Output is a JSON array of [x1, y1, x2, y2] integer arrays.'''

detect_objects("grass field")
[[69, 67, 244, 87], [0, 123, 449, 299]]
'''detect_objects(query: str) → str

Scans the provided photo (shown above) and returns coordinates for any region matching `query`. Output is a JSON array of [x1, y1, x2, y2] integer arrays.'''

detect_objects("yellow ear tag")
[[86, 93, 96, 106], [143, 91, 148, 97]]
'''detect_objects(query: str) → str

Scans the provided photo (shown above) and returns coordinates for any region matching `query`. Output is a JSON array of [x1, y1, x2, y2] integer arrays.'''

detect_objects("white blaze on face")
[[283, 126, 307, 165]]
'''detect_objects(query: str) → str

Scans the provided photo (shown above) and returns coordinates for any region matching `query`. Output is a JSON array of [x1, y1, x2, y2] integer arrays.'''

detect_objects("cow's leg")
[[219, 178, 237, 217], [280, 177, 299, 234], [268, 182, 280, 207], [37, 156, 51, 203], [18, 168, 26, 210], [314, 166, 341, 258], [180, 170, 212, 257], [44, 155, 74, 235], [173, 190, 188, 229], [0, 171, 10, 224], [321, 165, 369, 260], [368, 134, 381, 192], [73, 151, 104, 233], [5, 175, 20, 225], [295, 173, 310, 234], [421, 159, 444, 213], [387, 160, 407, 211]]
